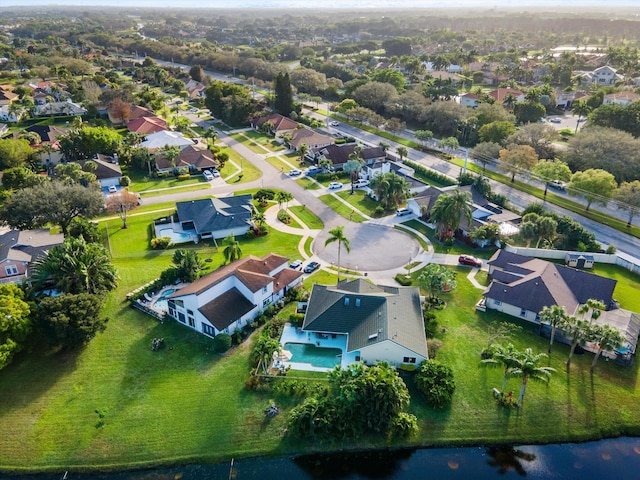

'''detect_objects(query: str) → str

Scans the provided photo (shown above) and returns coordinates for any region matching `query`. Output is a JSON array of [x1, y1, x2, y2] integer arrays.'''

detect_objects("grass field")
[[1, 213, 640, 471], [335, 189, 387, 218], [289, 206, 324, 230], [139, 184, 211, 198], [318, 194, 368, 223], [400, 219, 497, 257]]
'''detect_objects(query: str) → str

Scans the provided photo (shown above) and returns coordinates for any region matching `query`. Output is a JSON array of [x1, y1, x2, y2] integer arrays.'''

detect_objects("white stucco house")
[[167, 253, 304, 338], [300, 279, 428, 368]]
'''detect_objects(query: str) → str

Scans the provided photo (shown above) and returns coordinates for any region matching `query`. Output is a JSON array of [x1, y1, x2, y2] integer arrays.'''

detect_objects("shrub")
[[374, 205, 385, 216], [415, 360, 455, 408], [151, 237, 172, 249], [427, 339, 444, 359], [457, 172, 476, 186], [423, 310, 439, 338], [159, 267, 181, 285], [394, 274, 413, 286], [277, 210, 291, 223], [288, 313, 305, 327], [119, 175, 131, 186], [389, 412, 418, 439], [605, 245, 617, 254], [404, 160, 456, 186], [213, 333, 232, 353]]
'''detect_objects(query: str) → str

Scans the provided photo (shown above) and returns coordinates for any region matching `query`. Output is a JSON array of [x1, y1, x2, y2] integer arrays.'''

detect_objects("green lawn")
[[126, 169, 209, 193], [139, 184, 211, 198], [230, 132, 282, 154], [295, 177, 321, 190], [335, 189, 387, 218], [318, 194, 368, 223], [303, 236, 314, 257], [289, 206, 324, 230], [265, 154, 299, 173], [220, 146, 262, 184]]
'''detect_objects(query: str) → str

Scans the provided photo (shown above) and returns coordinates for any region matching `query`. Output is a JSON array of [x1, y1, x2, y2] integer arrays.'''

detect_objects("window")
[[202, 323, 215, 337], [494, 300, 502, 306], [188, 316, 195, 327], [403, 357, 416, 364], [175, 300, 184, 308], [187, 309, 194, 315], [177, 312, 186, 323], [262, 298, 272, 307], [168, 308, 176, 318], [4, 265, 19, 276], [520, 308, 527, 317], [262, 285, 268, 293]]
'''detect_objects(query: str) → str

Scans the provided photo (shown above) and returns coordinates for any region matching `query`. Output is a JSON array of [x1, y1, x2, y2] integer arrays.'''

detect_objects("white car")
[[288, 169, 302, 176], [549, 118, 562, 124], [108, 185, 117, 193], [396, 208, 411, 216], [203, 171, 214, 181], [549, 179, 566, 190], [289, 259, 303, 270], [329, 121, 340, 126], [353, 179, 370, 188], [328, 182, 343, 190]]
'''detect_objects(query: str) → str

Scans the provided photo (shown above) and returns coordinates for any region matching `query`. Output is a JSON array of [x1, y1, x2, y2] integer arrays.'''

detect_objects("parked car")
[[288, 169, 302, 176], [108, 185, 117, 193], [203, 170, 214, 181], [304, 261, 321, 273], [458, 255, 482, 267], [289, 259, 303, 270], [329, 121, 340, 126], [305, 166, 323, 176], [328, 182, 343, 190], [549, 118, 562, 124], [189, 107, 199, 113], [396, 207, 411, 216], [353, 179, 370, 188], [549, 179, 566, 190]]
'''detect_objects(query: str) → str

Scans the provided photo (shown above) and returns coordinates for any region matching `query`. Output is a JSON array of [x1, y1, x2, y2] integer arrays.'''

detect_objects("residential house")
[[300, 279, 428, 368], [0, 228, 64, 285], [26, 124, 67, 165], [127, 116, 168, 135], [185, 79, 206, 98], [590, 65, 624, 85], [0, 87, 19, 106], [174, 195, 254, 241], [288, 128, 334, 152], [488, 88, 525, 104], [167, 253, 303, 337], [312, 144, 386, 171], [155, 144, 219, 173], [34, 100, 86, 117], [460, 92, 481, 108], [140, 130, 194, 151], [85, 155, 122, 189], [407, 185, 459, 218], [426, 70, 463, 84], [481, 249, 639, 361], [250, 113, 299, 136], [108, 104, 156, 125], [554, 89, 576, 109], [603, 91, 640, 106], [0, 105, 24, 123]]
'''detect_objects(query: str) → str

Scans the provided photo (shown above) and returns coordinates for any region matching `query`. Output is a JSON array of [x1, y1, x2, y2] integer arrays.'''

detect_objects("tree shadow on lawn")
[[0, 343, 79, 418]]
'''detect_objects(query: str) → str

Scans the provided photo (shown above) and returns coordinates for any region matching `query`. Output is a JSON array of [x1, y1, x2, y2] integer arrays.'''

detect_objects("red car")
[[458, 255, 482, 267]]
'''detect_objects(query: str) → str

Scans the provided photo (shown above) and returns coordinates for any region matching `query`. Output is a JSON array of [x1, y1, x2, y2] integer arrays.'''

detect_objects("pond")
[[6, 437, 640, 479]]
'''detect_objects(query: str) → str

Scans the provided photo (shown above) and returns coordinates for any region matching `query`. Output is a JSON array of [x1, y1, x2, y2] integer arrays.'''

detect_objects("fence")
[[131, 300, 164, 321]]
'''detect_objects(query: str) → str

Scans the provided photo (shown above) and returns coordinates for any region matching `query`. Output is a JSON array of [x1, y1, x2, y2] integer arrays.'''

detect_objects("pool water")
[[158, 228, 194, 244], [153, 289, 177, 312], [284, 343, 341, 368]]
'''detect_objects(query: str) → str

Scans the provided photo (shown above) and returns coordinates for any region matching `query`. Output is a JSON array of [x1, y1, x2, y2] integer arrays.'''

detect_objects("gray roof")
[[176, 195, 253, 236], [0, 228, 64, 265], [485, 250, 617, 315], [198, 287, 256, 331], [302, 279, 428, 358]]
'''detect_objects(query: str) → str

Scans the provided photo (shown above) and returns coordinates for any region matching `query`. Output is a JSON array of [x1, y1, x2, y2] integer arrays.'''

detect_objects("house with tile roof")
[[288, 128, 334, 152], [482, 250, 640, 362], [460, 92, 480, 108], [300, 279, 428, 368], [127, 116, 168, 135], [250, 113, 299, 136], [167, 253, 303, 337], [34, 100, 86, 117], [488, 88, 525, 104], [0, 228, 64, 285], [155, 144, 219, 173], [312, 143, 386, 171], [174, 195, 254, 241], [603, 91, 640, 106]]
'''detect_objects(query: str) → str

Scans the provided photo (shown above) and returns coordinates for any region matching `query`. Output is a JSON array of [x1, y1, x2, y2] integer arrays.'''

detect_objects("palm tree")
[[539, 305, 568, 353], [298, 143, 309, 163], [161, 145, 180, 169], [204, 127, 218, 148], [370, 171, 410, 210], [222, 233, 242, 264], [589, 324, 625, 371], [252, 335, 281, 374], [252, 211, 266, 228], [578, 298, 606, 323], [481, 343, 521, 394], [561, 316, 593, 369], [503, 93, 517, 110], [429, 190, 473, 242], [172, 249, 205, 282], [509, 348, 555, 408], [396, 146, 408, 162], [275, 191, 293, 211], [324, 226, 350, 283], [378, 142, 390, 154], [572, 100, 591, 134], [344, 153, 364, 194]]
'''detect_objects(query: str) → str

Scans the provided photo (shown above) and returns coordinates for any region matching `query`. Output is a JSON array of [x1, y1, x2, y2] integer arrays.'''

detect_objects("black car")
[[304, 261, 321, 273]]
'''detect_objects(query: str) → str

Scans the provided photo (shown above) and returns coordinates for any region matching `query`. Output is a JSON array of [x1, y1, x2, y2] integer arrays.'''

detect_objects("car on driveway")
[[305, 166, 323, 176], [289, 259, 303, 270], [108, 185, 117, 193], [304, 261, 321, 273], [353, 179, 370, 188], [396, 207, 411, 216], [549, 118, 562, 124], [458, 255, 482, 267], [288, 169, 302, 176], [328, 182, 343, 190], [203, 170, 214, 181]]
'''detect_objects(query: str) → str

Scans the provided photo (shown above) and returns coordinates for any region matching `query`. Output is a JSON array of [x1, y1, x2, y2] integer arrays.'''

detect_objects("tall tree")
[[568, 169, 618, 211], [578, 298, 606, 323], [418, 264, 457, 303], [614, 180, 640, 227], [589, 324, 625, 371], [539, 305, 568, 353], [561, 316, 593, 369], [531, 159, 572, 197], [172, 249, 205, 283], [105, 190, 140, 229], [498, 145, 538, 183], [324, 226, 350, 283], [510, 348, 555, 408], [572, 100, 592, 134], [30, 237, 118, 295], [369, 171, 410, 210], [274, 72, 294, 116], [482, 343, 520, 394], [222, 233, 243, 264], [429, 190, 473, 241], [396, 146, 408, 162], [343, 154, 364, 194], [0, 284, 31, 371]]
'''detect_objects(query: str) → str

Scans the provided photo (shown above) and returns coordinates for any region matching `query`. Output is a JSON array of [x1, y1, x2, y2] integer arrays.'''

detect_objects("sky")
[[2, 0, 640, 9]]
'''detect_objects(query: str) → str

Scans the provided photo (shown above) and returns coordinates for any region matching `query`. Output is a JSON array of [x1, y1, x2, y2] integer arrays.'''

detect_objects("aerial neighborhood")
[[1, 4, 640, 474]]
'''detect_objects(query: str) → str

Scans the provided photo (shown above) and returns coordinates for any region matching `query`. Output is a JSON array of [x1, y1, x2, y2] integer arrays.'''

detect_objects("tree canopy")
[[568, 168, 618, 211], [0, 284, 31, 370]]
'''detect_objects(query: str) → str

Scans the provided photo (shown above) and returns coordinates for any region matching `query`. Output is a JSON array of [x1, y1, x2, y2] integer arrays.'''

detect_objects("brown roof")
[[127, 116, 168, 135], [198, 287, 256, 330], [289, 128, 334, 150], [128, 105, 156, 121], [251, 113, 298, 132], [488, 88, 524, 103], [169, 253, 289, 297], [272, 268, 304, 293], [314, 143, 386, 167], [155, 145, 218, 171]]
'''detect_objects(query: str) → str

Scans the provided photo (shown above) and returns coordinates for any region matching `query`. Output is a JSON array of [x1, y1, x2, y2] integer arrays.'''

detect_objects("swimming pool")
[[284, 343, 342, 369], [158, 228, 194, 244]]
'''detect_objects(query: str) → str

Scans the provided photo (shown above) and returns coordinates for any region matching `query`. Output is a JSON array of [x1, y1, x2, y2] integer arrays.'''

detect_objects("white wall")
[[359, 340, 427, 367], [485, 298, 539, 324]]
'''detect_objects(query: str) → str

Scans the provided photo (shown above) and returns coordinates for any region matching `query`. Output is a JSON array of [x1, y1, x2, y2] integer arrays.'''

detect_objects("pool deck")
[[279, 324, 360, 372], [154, 220, 198, 245]]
